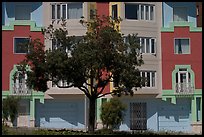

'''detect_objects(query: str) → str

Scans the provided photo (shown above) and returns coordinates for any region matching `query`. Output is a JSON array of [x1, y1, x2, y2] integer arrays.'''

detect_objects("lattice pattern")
[[130, 102, 147, 130]]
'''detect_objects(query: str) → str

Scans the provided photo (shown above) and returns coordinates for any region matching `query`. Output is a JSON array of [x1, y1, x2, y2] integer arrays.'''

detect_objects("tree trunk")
[[88, 98, 96, 133]]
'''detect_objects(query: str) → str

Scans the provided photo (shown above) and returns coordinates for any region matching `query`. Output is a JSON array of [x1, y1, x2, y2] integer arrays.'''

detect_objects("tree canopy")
[[19, 15, 144, 132]]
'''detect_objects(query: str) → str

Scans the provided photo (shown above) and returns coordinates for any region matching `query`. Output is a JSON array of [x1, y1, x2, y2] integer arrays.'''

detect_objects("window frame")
[[139, 37, 156, 55], [174, 38, 190, 54], [140, 71, 156, 88], [51, 2, 83, 20], [13, 37, 30, 54]]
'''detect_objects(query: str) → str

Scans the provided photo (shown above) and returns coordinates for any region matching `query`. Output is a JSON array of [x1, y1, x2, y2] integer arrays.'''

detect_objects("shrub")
[[2, 96, 20, 126], [100, 98, 127, 130]]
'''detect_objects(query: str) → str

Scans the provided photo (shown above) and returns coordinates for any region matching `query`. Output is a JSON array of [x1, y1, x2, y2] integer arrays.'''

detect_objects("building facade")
[[2, 2, 202, 134], [2, 2, 45, 127], [161, 2, 202, 133]]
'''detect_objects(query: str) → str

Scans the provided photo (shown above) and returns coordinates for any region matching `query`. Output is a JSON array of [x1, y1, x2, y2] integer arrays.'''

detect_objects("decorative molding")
[[161, 22, 202, 32], [2, 20, 42, 32]]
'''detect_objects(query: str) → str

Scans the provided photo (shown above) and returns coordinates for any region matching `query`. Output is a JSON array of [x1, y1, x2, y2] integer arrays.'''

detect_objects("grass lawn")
[[2, 125, 198, 135]]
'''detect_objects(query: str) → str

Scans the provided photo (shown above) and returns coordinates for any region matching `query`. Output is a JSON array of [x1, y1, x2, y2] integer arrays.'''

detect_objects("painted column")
[[200, 97, 202, 121], [191, 96, 197, 122], [30, 97, 35, 127], [96, 98, 103, 129]]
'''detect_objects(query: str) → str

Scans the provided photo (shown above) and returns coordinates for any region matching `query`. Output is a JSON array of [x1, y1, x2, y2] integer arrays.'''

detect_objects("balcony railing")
[[175, 83, 194, 94], [12, 83, 31, 95]]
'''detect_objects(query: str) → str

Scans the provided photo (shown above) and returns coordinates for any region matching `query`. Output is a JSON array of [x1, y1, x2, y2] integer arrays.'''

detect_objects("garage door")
[[158, 98, 191, 132], [35, 99, 85, 129]]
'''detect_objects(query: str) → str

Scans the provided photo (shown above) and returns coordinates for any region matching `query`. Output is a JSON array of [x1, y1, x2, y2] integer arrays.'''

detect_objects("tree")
[[100, 98, 126, 130], [2, 96, 20, 126], [19, 15, 144, 132]]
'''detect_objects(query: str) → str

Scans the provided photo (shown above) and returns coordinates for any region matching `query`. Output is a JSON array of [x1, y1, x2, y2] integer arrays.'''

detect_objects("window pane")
[[152, 72, 155, 87], [15, 38, 29, 53], [68, 3, 83, 19], [52, 5, 55, 19], [141, 5, 144, 20], [181, 39, 190, 53], [125, 4, 138, 19], [151, 39, 155, 53], [145, 6, 149, 20], [173, 7, 187, 21], [146, 39, 150, 53], [150, 6, 154, 20], [57, 4, 61, 19], [176, 72, 178, 83], [62, 5, 66, 19], [112, 5, 118, 19], [142, 72, 145, 87], [141, 38, 145, 53], [15, 5, 31, 20], [147, 72, 150, 87], [175, 39, 189, 54]]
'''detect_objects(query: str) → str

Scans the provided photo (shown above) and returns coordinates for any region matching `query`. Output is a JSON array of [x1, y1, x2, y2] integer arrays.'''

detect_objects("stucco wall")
[[161, 27, 202, 90]]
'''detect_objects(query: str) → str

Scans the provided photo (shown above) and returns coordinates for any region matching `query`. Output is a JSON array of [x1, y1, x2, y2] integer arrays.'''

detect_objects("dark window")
[[112, 5, 118, 19], [14, 38, 30, 53], [57, 4, 61, 19], [175, 39, 190, 54], [62, 5, 66, 19], [52, 5, 55, 19], [125, 4, 139, 20]]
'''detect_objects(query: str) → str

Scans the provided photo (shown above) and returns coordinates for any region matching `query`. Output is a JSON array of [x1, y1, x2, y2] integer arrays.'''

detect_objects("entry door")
[[130, 102, 147, 130]]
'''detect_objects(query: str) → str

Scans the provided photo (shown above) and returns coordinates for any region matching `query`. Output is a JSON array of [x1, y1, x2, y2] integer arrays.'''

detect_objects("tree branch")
[[97, 90, 117, 98], [78, 85, 91, 99]]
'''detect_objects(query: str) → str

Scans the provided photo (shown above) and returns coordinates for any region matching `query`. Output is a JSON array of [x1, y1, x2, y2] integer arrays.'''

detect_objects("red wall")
[[161, 26, 202, 90], [96, 2, 110, 94], [2, 25, 44, 91], [96, 2, 109, 18]]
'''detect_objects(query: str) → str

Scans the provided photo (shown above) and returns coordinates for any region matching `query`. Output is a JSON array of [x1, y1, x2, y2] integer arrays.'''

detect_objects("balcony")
[[175, 83, 194, 94], [12, 83, 31, 96]]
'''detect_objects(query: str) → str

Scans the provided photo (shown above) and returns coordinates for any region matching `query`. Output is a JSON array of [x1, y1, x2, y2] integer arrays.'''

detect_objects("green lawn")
[[2, 125, 197, 135]]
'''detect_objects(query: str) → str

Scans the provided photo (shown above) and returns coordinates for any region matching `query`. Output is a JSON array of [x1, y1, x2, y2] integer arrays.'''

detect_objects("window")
[[140, 71, 156, 88], [52, 5, 55, 19], [62, 4, 67, 19], [14, 38, 30, 54], [125, 3, 154, 21], [52, 80, 68, 87], [112, 5, 118, 19], [174, 39, 190, 54], [173, 7, 187, 21], [139, 37, 156, 54], [52, 39, 61, 50], [175, 69, 193, 93], [13, 71, 29, 94], [15, 5, 31, 20], [51, 3, 83, 20]]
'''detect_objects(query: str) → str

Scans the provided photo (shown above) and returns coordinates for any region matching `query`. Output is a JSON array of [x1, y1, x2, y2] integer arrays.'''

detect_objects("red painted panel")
[[161, 26, 202, 90], [2, 25, 44, 91], [96, 2, 109, 17], [95, 2, 110, 94]]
